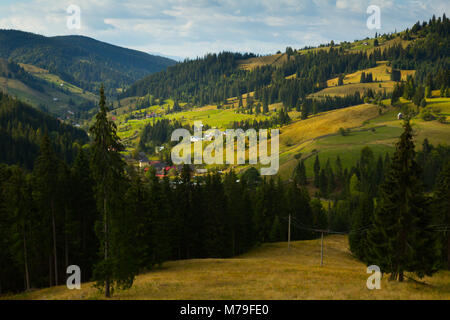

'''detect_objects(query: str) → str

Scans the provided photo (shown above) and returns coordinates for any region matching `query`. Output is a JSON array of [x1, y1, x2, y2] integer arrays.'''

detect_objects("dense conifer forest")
[[0, 92, 88, 169], [0, 30, 176, 94]]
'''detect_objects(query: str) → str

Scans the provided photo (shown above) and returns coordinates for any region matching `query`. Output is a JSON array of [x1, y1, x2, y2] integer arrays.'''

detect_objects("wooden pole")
[[320, 232, 324, 267], [288, 214, 291, 249]]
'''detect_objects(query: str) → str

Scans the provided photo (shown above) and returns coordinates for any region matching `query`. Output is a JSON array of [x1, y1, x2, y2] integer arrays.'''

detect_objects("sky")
[[0, 0, 448, 60]]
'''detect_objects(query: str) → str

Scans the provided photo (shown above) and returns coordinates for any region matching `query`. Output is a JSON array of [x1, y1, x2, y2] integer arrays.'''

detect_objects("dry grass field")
[[325, 62, 415, 88], [311, 82, 397, 98], [279, 104, 381, 148], [5, 235, 449, 300], [238, 53, 288, 71]]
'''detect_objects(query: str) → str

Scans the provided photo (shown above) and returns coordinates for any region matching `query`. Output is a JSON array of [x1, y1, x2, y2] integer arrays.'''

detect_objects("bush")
[[437, 115, 446, 124], [338, 127, 350, 136], [419, 108, 435, 121], [420, 99, 427, 108]]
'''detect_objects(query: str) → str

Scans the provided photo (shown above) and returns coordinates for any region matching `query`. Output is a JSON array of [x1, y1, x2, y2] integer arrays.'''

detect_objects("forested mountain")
[[0, 58, 46, 92], [0, 92, 88, 169], [123, 50, 376, 107], [0, 30, 177, 95], [123, 15, 449, 111]]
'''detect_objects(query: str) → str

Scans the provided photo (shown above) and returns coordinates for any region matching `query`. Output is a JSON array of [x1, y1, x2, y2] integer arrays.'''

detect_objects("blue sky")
[[0, 0, 448, 59]]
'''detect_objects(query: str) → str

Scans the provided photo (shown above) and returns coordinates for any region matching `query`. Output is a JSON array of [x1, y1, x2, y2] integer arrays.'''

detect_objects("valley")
[[0, 12, 449, 301]]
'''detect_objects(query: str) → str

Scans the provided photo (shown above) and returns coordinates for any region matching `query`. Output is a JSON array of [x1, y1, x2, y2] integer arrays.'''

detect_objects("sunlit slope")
[[276, 95, 450, 179], [279, 104, 381, 147], [5, 235, 449, 300], [309, 62, 415, 98], [0, 60, 98, 115], [237, 35, 412, 72]]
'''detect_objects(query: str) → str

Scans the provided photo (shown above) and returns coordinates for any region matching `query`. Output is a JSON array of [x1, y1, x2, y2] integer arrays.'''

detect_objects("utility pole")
[[320, 231, 324, 267], [288, 214, 291, 249]]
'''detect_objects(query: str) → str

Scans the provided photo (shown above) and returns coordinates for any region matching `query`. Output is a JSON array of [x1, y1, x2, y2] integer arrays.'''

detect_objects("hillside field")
[[4, 235, 449, 300], [277, 96, 450, 179]]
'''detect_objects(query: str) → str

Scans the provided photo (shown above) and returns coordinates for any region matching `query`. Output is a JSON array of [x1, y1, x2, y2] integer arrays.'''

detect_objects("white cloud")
[[0, 0, 448, 58]]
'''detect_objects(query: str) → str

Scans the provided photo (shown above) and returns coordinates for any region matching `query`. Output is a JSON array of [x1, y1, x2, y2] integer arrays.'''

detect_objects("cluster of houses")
[[129, 111, 162, 121], [140, 160, 197, 178]]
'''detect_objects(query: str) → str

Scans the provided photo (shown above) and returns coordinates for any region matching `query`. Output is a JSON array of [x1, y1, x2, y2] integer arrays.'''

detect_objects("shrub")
[[338, 127, 350, 136], [419, 108, 435, 121], [437, 115, 446, 124]]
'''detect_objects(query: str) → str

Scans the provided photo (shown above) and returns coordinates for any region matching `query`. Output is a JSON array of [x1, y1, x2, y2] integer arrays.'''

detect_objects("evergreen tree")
[[368, 121, 441, 281], [293, 160, 307, 186], [314, 155, 320, 188], [349, 194, 373, 263], [360, 72, 366, 83], [434, 163, 450, 269], [262, 96, 269, 113], [71, 148, 98, 281], [90, 85, 137, 297], [33, 133, 61, 286], [4, 166, 33, 291]]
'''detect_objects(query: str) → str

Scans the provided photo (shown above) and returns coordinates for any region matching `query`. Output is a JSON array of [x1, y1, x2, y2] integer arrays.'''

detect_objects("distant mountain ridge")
[[0, 30, 177, 95]]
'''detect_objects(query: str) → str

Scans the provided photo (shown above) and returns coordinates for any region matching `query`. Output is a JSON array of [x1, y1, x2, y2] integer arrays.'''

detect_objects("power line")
[[281, 216, 448, 267]]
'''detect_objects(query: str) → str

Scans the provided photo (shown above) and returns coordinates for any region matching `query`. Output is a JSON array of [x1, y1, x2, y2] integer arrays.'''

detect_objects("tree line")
[[122, 48, 376, 110], [292, 126, 450, 280], [0, 88, 325, 296], [0, 92, 88, 169]]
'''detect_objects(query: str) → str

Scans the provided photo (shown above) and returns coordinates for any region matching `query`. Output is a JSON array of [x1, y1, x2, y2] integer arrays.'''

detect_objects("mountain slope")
[[0, 30, 177, 94], [0, 92, 89, 169], [122, 15, 448, 111], [6, 235, 450, 300], [0, 58, 98, 118]]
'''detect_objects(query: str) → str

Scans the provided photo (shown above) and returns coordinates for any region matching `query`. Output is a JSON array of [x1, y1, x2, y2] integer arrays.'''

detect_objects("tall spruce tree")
[[90, 85, 136, 297], [71, 148, 98, 281], [368, 120, 440, 281], [434, 162, 450, 269], [293, 160, 307, 186], [33, 133, 60, 286], [314, 155, 320, 188], [349, 194, 374, 263], [4, 166, 33, 291]]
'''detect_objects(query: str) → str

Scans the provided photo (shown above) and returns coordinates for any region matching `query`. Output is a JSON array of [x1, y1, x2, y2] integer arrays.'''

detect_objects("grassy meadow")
[[5, 235, 449, 300]]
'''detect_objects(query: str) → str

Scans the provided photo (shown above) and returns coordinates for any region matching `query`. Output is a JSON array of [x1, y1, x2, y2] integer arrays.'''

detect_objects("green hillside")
[[0, 30, 176, 95], [114, 16, 449, 177], [0, 58, 100, 119]]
